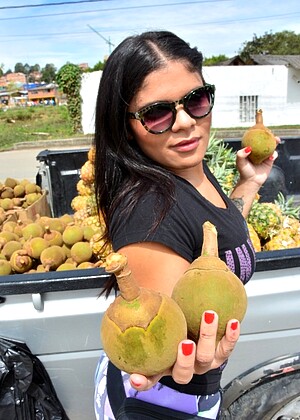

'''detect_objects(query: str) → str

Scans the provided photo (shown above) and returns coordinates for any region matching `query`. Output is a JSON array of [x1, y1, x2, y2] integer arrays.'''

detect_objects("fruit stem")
[[201, 221, 219, 257], [255, 109, 263, 125], [104, 253, 140, 301]]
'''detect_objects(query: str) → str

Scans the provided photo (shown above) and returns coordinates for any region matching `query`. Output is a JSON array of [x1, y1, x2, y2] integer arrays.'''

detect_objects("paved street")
[[0, 142, 89, 183]]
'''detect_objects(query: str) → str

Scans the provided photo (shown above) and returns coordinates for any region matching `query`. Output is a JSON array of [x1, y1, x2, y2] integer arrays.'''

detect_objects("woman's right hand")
[[129, 310, 240, 391]]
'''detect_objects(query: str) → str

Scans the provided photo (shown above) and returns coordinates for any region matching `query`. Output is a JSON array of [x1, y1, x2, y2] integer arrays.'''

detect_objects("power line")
[[0, 11, 299, 40], [0, 0, 231, 20], [0, 0, 112, 10]]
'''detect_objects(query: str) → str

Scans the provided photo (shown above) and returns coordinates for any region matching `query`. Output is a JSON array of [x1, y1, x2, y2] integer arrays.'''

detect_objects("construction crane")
[[87, 24, 114, 55]]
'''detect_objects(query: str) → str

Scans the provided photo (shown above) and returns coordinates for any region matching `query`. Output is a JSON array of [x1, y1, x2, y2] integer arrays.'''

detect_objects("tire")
[[221, 371, 300, 420]]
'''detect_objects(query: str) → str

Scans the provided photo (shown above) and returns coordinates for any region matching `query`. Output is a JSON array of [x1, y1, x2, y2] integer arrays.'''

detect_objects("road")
[[0, 143, 89, 183]]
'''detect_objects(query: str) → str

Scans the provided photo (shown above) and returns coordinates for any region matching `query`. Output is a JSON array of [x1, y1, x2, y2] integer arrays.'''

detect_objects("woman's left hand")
[[129, 311, 240, 391], [236, 136, 280, 187]]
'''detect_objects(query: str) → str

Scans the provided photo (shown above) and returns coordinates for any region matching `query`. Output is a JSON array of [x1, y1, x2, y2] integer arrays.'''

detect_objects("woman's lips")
[[172, 138, 199, 152]]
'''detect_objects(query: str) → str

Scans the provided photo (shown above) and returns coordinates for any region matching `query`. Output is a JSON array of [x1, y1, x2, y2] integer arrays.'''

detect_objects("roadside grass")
[[0, 106, 85, 151], [0, 106, 299, 151]]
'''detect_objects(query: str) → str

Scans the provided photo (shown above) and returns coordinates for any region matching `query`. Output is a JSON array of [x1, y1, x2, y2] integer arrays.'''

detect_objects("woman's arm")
[[230, 144, 279, 218]]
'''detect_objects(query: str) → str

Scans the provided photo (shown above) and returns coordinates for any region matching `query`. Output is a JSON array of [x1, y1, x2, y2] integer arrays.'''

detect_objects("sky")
[[1, 0, 300, 73]]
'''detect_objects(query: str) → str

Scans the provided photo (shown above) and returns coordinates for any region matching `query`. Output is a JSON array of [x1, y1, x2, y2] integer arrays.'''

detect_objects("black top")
[[111, 162, 256, 285]]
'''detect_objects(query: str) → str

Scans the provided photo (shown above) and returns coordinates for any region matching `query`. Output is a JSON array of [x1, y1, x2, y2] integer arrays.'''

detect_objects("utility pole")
[[87, 24, 114, 55]]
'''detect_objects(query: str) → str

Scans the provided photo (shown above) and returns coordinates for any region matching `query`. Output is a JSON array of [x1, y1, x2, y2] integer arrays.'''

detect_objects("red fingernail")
[[181, 342, 194, 356], [245, 146, 252, 153], [204, 311, 215, 324], [231, 321, 238, 330], [131, 380, 142, 387], [269, 155, 275, 161]]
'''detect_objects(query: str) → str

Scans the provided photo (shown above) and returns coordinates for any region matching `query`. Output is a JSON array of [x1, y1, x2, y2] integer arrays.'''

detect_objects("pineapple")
[[263, 230, 297, 251], [247, 201, 283, 240], [274, 192, 300, 220], [90, 232, 113, 261], [206, 133, 239, 195], [88, 146, 96, 163], [80, 160, 95, 184], [77, 179, 95, 196], [247, 223, 261, 252]]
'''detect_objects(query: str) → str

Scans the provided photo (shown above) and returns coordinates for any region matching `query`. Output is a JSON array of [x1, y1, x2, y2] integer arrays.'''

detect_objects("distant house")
[[203, 54, 300, 128], [27, 83, 59, 105]]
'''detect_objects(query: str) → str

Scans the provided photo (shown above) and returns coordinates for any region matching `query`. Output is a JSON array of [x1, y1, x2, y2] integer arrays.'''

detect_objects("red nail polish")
[[269, 155, 275, 161], [244, 146, 252, 153], [231, 321, 238, 331], [131, 380, 141, 387], [204, 311, 215, 324], [181, 342, 194, 356]]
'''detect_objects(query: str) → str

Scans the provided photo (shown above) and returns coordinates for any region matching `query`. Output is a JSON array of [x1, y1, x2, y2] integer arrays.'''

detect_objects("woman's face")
[[128, 61, 212, 176]]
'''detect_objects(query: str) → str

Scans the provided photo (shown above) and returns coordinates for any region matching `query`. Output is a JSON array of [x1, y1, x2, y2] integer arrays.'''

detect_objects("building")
[[27, 83, 59, 105], [203, 55, 300, 128]]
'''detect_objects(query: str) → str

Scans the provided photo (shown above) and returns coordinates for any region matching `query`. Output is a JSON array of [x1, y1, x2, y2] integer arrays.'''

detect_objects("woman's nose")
[[171, 105, 196, 132]]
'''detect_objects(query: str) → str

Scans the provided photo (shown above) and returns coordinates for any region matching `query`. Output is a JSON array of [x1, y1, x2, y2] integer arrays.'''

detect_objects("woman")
[[93, 31, 277, 419]]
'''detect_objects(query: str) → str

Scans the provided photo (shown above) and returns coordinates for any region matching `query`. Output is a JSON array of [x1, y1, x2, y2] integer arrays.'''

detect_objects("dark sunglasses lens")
[[186, 88, 212, 117], [143, 105, 174, 133]]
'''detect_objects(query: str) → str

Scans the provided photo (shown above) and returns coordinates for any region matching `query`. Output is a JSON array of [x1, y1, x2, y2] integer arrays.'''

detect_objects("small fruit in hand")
[[172, 221, 248, 344], [101, 253, 187, 376], [242, 109, 277, 165]]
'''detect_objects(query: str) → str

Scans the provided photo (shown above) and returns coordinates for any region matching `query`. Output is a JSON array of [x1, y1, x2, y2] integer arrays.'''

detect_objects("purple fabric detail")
[[225, 249, 235, 272], [127, 382, 198, 414]]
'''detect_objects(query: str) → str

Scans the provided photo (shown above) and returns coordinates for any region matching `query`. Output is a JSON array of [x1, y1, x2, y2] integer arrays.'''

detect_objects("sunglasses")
[[128, 84, 215, 135]]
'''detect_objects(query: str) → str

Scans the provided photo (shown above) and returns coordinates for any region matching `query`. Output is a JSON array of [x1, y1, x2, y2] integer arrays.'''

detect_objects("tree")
[[14, 62, 25, 73], [0, 63, 4, 77], [41, 63, 57, 83], [203, 54, 229, 66], [239, 30, 300, 61], [89, 60, 105, 72], [56, 63, 82, 133]]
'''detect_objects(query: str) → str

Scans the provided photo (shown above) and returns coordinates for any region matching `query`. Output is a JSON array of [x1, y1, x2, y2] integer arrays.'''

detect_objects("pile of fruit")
[[0, 148, 112, 276], [0, 178, 42, 215]]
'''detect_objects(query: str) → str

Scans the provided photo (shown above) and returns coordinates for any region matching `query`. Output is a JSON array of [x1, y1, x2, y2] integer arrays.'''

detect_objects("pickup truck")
[[0, 137, 300, 420]]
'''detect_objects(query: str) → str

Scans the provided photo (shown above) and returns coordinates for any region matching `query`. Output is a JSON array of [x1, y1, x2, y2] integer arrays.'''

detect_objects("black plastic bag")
[[0, 337, 69, 420]]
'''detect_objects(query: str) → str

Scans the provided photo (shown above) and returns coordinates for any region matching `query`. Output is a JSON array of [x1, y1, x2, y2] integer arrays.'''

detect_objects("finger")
[[215, 319, 240, 366], [236, 146, 252, 158], [130, 372, 163, 391], [171, 340, 195, 385], [195, 311, 218, 374]]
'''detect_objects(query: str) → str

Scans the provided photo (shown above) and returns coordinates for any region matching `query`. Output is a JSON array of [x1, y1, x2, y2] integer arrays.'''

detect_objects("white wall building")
[[81, 57, 300, 134], [203, 64, 300, 128]]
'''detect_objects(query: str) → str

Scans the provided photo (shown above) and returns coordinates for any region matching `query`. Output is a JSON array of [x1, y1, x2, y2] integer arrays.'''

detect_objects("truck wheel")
[[221, 372, 300, 419]]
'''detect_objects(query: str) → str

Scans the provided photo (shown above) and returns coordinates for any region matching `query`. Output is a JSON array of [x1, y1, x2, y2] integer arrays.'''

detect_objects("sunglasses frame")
[[128, 83, 215, 134]]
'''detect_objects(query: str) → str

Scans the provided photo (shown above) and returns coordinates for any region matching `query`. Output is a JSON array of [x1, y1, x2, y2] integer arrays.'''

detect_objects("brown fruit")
[[2, 241, 22, 260], [21, 222, 44, 240], [56, 262, 77, 271], [1, 198, 14, 211], [23, 237, 49, 259], [10, 250, 33, 273], [241, 109, 277, 165], [13, 184, 26, 198], [40, 245, 66, 271], [4, 177, 18, 189], [70, 241, 93, 264], [0, 259, 12, 276], [1, 187, 14, 199], [101, 253, 187, 376], [62, 225, 84, 246], [43, 227, 63, 246], [172, 221, 248, 344]]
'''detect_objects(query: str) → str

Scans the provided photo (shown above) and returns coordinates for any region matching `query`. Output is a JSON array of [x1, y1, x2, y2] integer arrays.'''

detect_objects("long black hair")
[[93, 30, 204, 264]]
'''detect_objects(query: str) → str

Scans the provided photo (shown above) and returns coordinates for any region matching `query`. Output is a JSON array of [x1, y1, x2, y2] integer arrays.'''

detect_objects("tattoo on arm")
[[231, 197, 245, 213]]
